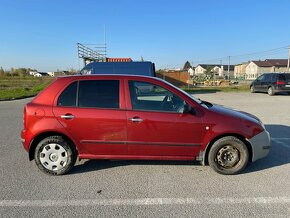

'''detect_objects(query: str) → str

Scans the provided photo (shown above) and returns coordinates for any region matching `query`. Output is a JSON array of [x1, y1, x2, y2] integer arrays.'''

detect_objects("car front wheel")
[[34, 136, 76, 175], [208, 136, 249, 175], [250, 86, 255, 93]]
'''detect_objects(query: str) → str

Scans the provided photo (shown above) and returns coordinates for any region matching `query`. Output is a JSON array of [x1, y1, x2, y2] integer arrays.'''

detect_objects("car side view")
[[21, 75, 271, 175], [250, 72, 290, 95]]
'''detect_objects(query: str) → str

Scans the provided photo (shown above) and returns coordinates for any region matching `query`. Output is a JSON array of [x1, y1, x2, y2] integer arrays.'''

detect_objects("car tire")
[[208, 136, 249, 175], [268, 87, 274, 96], [250, 86, 255, 93], [34, 136, 77, 175]]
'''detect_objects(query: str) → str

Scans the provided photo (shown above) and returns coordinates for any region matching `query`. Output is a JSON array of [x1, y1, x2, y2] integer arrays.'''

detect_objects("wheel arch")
[[29, 131, 78, 161], [202, 133, 253, 165]]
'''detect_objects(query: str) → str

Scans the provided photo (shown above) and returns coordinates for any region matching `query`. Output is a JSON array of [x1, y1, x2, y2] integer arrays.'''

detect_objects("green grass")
[[182, 84, 249, 94], [0, 77, 54, 100]]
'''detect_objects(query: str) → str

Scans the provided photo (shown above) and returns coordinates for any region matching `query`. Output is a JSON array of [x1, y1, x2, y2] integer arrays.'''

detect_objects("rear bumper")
[[247, 130, 271, 162], [274, 86, 290, 93], [21, 129, 31, 152]]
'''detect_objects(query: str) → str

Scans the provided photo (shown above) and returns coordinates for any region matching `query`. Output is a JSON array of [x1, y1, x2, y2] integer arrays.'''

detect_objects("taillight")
[[276, 80, 285, 85]]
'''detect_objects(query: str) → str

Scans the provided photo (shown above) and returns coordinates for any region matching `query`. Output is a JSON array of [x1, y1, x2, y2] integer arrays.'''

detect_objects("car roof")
[[264, 72, 290, 75], [57, 74, 163, 81]]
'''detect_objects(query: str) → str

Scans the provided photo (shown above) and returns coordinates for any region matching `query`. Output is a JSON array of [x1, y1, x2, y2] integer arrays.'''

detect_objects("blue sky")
[[0, 0, 290, 71]]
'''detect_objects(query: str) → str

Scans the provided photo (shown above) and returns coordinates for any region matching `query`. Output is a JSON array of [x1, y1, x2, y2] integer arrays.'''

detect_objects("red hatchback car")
[[21, 75, 271, 175]]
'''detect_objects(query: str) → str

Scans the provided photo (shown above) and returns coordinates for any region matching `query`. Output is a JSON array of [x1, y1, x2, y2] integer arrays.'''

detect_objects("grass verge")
[[0, 77, 54, 101], [182, 84, 249, 94]]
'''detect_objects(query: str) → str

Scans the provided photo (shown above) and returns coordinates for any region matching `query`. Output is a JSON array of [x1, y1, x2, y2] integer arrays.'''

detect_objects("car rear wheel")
[[208, 136, 249, 175], [268, 87, 274, 96], [34, 136, 76, 175], [250, 86, 255, 93]]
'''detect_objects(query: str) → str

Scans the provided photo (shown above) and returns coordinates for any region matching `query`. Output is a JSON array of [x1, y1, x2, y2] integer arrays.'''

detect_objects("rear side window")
[[278, 74, 286, 80], [78, 80, 119, 109], [278, 74, 290, 81], [57, 81, 77, 107]]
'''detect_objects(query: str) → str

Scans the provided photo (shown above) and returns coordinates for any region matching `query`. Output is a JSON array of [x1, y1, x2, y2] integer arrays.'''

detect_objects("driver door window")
[[257, 75, 265, 81], [129, 81, 185, 113]]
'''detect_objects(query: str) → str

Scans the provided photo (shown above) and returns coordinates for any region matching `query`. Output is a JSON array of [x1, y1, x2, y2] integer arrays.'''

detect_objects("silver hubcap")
[[216, 145, 240, 168], [39, 143, 68, 171], [268, 88, 272, 95]]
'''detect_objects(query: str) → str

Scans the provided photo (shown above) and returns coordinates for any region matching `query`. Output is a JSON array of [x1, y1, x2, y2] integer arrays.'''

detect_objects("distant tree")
[[183, 61, 192, 71], [17, 68, 28, 77], [205, 66, 214, 79], [0, 67, 4, 77], [67, 68, 79, 75]]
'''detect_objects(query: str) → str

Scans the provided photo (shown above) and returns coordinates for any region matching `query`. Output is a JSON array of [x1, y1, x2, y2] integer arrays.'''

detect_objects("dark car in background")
[[80, 61, 156, 77], [250, 72, 290, 95]]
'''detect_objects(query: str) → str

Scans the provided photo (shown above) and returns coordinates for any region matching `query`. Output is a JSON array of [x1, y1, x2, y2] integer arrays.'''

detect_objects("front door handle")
[[129, 117, 143, 123], [61, 114, 75, 120]]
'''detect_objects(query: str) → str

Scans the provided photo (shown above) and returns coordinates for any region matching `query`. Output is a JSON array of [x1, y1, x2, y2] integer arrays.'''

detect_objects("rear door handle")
[[61, 114, 75, 120], [129, 117, 143, 123]]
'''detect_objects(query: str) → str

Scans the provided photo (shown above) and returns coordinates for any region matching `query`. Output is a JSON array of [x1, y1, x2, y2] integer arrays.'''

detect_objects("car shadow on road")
[[70, 124, 290, 175], [244, 124, 290, 174], [70, 159, 199, 175]]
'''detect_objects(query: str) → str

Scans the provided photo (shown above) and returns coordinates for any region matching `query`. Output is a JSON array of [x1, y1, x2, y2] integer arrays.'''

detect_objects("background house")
[[195, 64, 234, 78], [188, 68, 194, 76], [212, 65, 235, 78], [29, 71, 37, 76], [34, 72, 48, 77], [234, 62, 249, 79], [245, 59, 289, 80], [195, 64, 218, 75]]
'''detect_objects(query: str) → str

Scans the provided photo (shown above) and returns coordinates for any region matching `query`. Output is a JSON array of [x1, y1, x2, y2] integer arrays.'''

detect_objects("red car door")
[[125, 79, 204, 158], [52, 79, 127, 157]]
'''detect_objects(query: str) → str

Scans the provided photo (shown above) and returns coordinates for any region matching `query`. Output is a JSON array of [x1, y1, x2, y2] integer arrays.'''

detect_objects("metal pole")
[[228, 56, 230, 80], [287, 46, 290, 72]]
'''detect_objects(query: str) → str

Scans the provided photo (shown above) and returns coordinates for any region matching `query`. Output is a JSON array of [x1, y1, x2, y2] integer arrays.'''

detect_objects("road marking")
[[1, 197, 290, 207]]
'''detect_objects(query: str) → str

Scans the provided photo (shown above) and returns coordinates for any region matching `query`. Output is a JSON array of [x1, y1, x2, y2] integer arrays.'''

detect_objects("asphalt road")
[[1, 92, 290, 217]]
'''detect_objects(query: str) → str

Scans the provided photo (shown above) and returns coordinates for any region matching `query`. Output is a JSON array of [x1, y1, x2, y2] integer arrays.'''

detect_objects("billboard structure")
[[77, 43, 107, 65]]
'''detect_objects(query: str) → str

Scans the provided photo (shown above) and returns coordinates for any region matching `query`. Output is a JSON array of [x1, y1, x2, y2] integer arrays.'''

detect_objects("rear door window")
[[270, 74, 276, 82], [57, 81, 77, 107], [264, 74, 271, 82], [78, 80, 120, 109]]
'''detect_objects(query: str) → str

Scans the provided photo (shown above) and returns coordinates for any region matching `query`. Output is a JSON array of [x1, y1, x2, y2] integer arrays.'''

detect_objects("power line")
[[191, 44, 289, 65]]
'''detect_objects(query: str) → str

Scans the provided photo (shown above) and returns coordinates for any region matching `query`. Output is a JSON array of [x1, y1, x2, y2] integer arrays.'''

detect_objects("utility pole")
[[287, 46, 290, 72], [104, 24, 107, 59], [228, 56, 231, 80]]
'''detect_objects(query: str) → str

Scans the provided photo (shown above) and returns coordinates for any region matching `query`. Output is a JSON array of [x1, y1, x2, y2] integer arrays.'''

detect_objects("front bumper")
[[247, 130, 271, 162]]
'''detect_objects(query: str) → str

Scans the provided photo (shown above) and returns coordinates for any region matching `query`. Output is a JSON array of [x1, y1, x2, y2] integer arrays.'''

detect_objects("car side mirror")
[[181, 104, 195, 115]]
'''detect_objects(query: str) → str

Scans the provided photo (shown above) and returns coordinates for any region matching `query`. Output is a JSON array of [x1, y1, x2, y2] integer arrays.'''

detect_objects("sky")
[[0, 0, 290, 71]]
